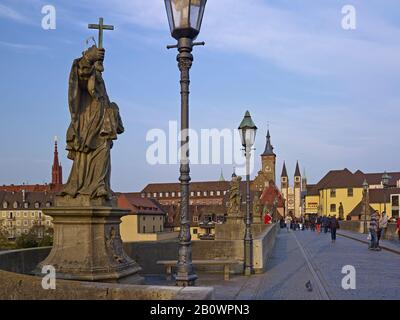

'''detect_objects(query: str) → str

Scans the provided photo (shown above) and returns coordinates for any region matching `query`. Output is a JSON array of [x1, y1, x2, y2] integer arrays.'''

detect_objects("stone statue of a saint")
[[227, 174, 242, 215], [60, 45, 124, 202], [339, 202, 344, 220]]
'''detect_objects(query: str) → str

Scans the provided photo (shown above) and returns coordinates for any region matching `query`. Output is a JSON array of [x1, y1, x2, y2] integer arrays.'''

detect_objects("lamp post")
[[382, 171, 391, 213], [164, 0, 207, 287], [363, 179, 369, 234], [238, 111, 258, 276]]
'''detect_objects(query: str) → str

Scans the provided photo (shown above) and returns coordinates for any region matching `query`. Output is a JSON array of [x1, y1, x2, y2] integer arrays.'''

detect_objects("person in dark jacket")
[[322, 216, 329, 233], [330, 215, 340, 243], [369, 211, 380, 251]]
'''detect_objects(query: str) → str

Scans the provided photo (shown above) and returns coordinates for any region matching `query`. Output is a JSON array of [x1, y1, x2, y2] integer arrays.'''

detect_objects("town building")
[[304, 168, 400, 220], [117, 193, 177, 242], [0, 190, 54, 239]]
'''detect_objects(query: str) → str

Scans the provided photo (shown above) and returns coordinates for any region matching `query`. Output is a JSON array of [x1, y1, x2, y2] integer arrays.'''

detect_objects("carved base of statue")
[[215, 212, 267, 240], [35, 205, 143, 284]]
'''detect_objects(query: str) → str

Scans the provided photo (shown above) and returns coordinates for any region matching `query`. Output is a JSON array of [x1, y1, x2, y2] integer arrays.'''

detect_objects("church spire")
[[52, 136, 63, 185], [219, 168, 225, 182], [281, 161, 288, 177], [294, 161, 301, 177], [261, 129, 275, 156]]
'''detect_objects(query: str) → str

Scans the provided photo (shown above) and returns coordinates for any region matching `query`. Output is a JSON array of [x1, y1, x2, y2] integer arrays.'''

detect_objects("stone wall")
[[339, 221, 399, 241], [0, 247, 213, 300], [253, 223, 279, 273], [124, 223, 279, 275]]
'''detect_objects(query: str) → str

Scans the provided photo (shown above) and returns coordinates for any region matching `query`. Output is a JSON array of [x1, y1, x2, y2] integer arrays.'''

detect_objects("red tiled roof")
[[117, 193, 165, 215], [369, 188, 400, 203]]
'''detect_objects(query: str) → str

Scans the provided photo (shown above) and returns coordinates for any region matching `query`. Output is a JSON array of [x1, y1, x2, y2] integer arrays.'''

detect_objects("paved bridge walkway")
[[193, 229, 400, 300]]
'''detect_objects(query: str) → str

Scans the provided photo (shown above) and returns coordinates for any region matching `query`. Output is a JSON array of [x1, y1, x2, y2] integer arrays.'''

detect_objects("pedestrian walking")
[[322, 216, 329, 234], [378, 211, 388, 241], [369, 211, 380, 251], [285, 215, 292, 232], [330, 215, 340, 243], [316, 216, 322, 233]]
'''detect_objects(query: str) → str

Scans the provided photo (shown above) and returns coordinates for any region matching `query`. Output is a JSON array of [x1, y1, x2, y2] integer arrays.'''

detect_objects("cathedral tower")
[[281, 161, 289, 215], [52, 137, 63, 186], [294, 161, 301, 217]]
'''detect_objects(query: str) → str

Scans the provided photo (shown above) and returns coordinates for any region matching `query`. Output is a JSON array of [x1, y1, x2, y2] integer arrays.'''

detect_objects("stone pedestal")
[[215, 213, 267, 240], [36, 206, 143, 284]]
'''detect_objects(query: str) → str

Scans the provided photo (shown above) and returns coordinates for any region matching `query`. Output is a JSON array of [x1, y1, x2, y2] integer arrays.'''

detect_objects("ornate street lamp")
[[363, 179, 369, 234], [164, 0, 207, 287], [238, 111, 258, 276], [381, 171, 391, 213]]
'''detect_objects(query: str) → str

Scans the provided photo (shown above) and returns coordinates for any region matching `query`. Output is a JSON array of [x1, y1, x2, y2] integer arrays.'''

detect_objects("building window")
[[34, 202, 40, 209], [2, 202, 7, 209], [191, 192, 194, 197], [193, 228, 198, 235], [330, 189, 336, 198], [197, 191, 201, 197], [143, 226, 146, 233], [193, 216, 199, 222], [2, 212, 6, 218], [392, 195, 399, 207], [210, 191, 214, 196], [347, 188, 353, 197], [24, 212, 28, 218], [143, 216, 145, 221], [172, 192, 175, 197], [178, 192, 181, 197], [330, 204, 336, 212], [152, 225, 155, 233], [203, 191, 207, 196], [160, 225, 162, 232], [165, 192, 169, 198], [46, 202, 51, 207], [24, 202, 29, 209], [153, 193, 157, 197], [159, 193, 163, 197], [31, 212, 35, 218], [23, 220, 28, 226], [24, 229, 28, 234], [16, 220, 21, 226], [13, 202, 18, 209]]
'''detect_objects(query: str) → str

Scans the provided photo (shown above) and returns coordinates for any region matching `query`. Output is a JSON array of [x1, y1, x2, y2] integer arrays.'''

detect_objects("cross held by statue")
[[88, 17, 114, 49]]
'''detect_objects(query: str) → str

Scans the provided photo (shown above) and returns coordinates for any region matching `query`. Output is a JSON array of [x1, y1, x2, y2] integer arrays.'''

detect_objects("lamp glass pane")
[[195, 0, 206, 30], [165, 0, 174, 32], [172, 0, 190, 29], [190, 0, 201, 30], [239, 128, 256, 148]]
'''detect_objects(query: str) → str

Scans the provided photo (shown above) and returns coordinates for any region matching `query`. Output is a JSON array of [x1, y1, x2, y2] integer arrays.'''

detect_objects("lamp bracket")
[[167, 41, 205, 50]]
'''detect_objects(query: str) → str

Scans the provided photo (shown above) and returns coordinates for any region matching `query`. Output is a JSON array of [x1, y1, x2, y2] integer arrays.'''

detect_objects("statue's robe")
[[61, 55, 124, 199]]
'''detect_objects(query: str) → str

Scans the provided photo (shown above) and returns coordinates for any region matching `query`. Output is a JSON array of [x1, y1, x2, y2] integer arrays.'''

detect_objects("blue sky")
[[0, 0, 399, 191]]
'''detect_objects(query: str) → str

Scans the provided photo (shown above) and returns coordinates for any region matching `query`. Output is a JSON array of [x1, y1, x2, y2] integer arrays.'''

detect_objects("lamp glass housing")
[[238, 111, 258, 148], [165, 0, 207, 40]]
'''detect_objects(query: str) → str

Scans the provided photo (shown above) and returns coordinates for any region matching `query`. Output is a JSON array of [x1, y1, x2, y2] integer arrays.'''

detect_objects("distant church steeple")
[[281, 161, 288, 178], [261, 130, 275, 156], [219, 169, 225, 181], [52, 136, 63, 185], [294, 161, 301, 178]]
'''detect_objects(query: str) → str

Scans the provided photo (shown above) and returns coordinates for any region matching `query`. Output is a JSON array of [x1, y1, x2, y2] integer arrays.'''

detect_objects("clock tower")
[[252, 130, 276, 191]]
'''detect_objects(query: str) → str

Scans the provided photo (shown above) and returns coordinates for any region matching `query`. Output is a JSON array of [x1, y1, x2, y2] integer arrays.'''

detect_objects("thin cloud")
[[0, 3, 33, 25], [0, 40, 47, 51]]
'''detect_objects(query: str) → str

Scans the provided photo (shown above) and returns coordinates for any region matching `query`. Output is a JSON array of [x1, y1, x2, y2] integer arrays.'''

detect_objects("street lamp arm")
[[167, 41, 205, 50]]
